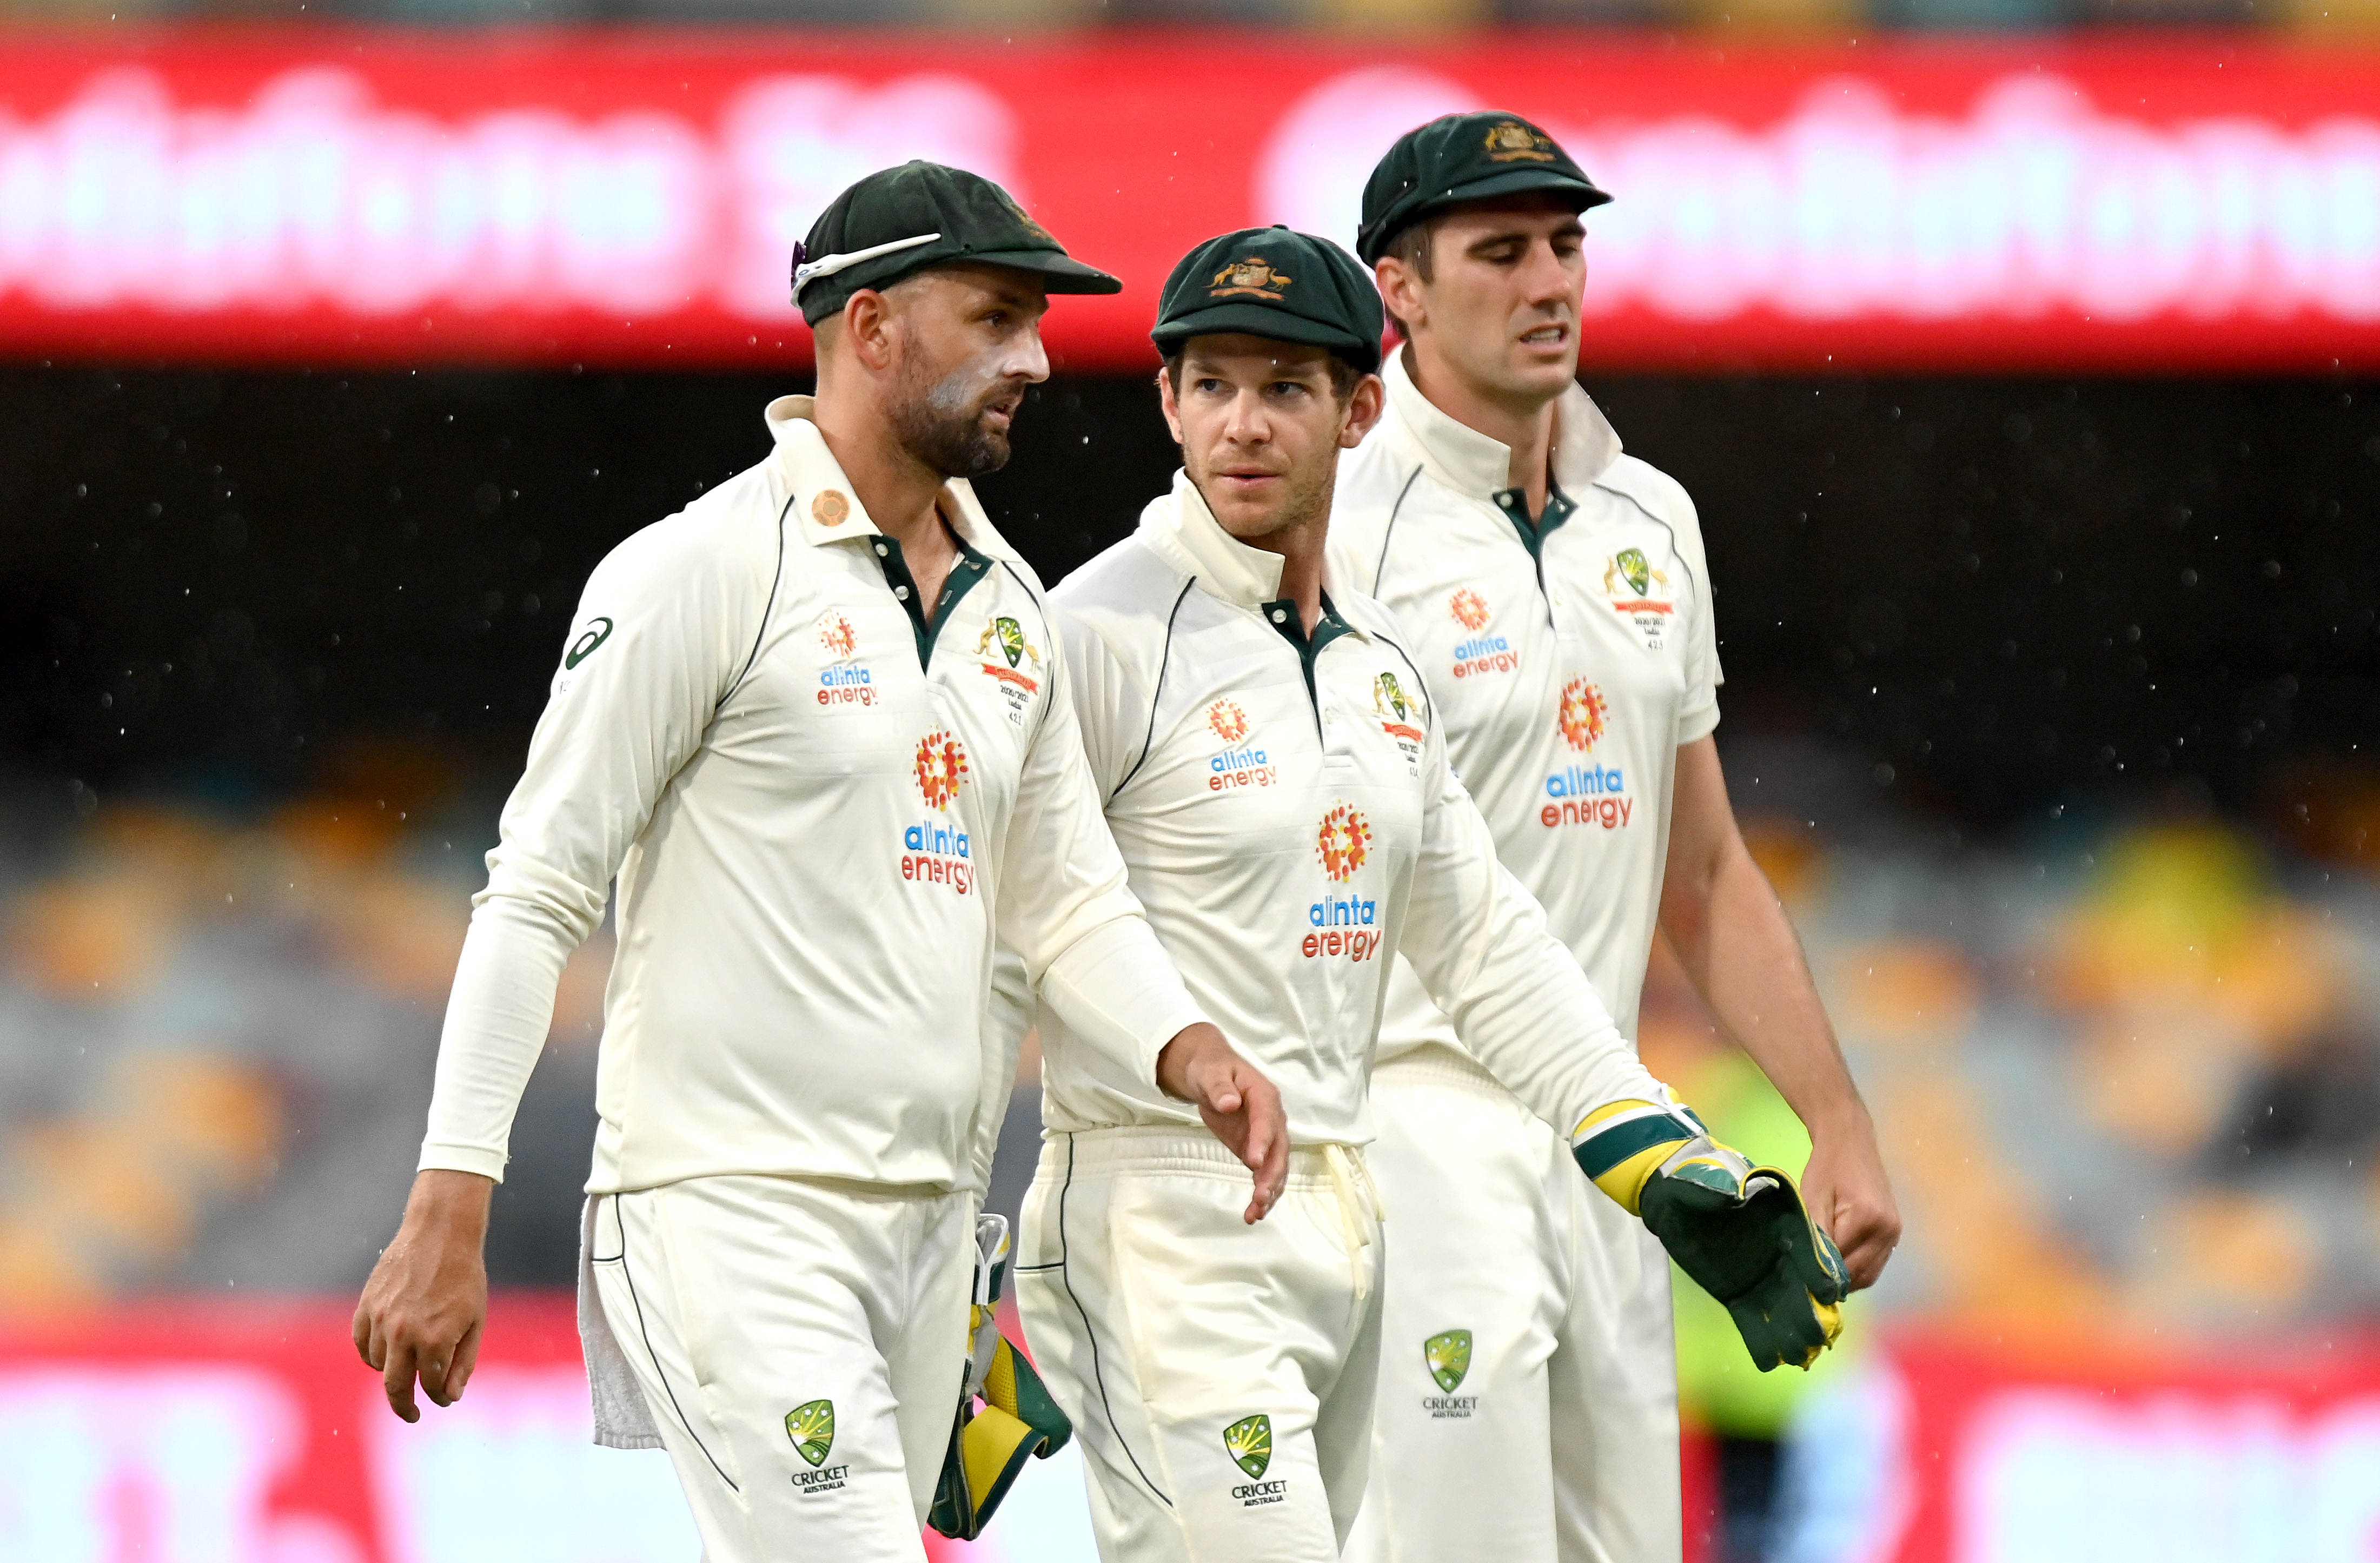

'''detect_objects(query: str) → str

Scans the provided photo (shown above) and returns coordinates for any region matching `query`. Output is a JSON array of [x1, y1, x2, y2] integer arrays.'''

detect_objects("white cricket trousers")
[[1344, 1054, 1681, 1563], [1016, 1127, 1387, 1563], [588, 1174, 972, 1563]]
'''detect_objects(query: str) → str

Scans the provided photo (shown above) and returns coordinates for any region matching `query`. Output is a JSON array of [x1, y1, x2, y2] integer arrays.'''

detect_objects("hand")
[[1156, 1022, 1288, 1223], [353, 1169, 494, 1422], [1799, 1113, 1900, 1290]]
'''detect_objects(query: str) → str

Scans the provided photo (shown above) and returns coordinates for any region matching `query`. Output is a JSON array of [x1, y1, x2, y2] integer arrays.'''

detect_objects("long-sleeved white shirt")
[[1031, 471, 1668, 1148], [1329, 349, 1723, 1058], [418, 396, 1204, 1195]]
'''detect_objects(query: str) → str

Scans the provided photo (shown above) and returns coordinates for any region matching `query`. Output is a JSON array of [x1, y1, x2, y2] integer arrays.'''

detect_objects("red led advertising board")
[[0, 31, 2373, 372], [5, 1303, 2378, 1563]]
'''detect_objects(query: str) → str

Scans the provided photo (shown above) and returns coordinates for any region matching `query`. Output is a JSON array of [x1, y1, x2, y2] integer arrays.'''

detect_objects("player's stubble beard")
[[1190, 440, 1337, 552], [887, 345, 1031, 482]]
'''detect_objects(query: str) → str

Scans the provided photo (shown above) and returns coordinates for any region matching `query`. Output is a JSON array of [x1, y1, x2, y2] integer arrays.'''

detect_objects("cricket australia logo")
[[1425, 1330, 1472, 1392], [1224, 1413, 1272, 1478], [978, 615, 1040, 672], [1374, 671, 1425, 771], [1422, 1330, 1480, 1419], [786, 1400, 836, 1466], [1211, 257, 1291, 301], [976, 615, 1042, 718], [786, 1399, 850, 1496], [1449, 588, 1490, 632], [1557, 679, 1609, 752], [1315, 805, 1371, 883], [1484, 120, 1557, 163], [914, 730, 970, 810], [1224, 1412, 1288, 1506], [1602, 546, 1676, 650]]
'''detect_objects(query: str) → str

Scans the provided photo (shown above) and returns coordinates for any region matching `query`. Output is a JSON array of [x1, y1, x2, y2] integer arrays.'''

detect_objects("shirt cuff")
[[416, 1143, 510, 1182], [1038, 916, 1207, 1090]]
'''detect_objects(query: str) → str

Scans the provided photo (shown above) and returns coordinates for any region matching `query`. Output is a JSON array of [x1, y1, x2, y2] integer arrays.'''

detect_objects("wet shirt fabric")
[[418, 396, 1203, 1196], [1035, 470, 1667, 1149], [1329, 350, 1722, 1054]]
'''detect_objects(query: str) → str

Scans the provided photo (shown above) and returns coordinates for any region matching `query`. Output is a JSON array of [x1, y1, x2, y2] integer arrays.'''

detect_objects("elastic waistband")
[[1370, 1044, 1523, 1101], [1033, 1125, 1368, 1188]]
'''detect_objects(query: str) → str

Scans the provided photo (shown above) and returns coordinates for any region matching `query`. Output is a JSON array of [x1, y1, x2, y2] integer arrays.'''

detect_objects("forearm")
[[418, 896, 581, 1179], [1662, 845, 1868, 1136]]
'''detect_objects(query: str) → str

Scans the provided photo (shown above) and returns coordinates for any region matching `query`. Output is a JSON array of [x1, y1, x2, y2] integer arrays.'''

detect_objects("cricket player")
[[1010, 226, 1847, 1563], [349, 163, 1290, 1563], [1328, 115, 1905, 1562]]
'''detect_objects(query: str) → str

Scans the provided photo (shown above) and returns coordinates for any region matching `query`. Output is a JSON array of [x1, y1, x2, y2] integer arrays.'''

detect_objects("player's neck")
[[1404, 341, 1561, 518], [807, 390, 958, 569]]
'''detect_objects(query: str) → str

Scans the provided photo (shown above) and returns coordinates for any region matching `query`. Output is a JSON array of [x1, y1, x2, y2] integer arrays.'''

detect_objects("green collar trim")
[[870, 532, 993, 670], [1491, 476, 1577, 559], [1261, 591, 1355, 712]]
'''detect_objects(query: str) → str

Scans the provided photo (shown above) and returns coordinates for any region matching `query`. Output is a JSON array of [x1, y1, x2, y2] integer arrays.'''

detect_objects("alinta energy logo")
[[1449, 589, 1516, 679], [1543, 685, 1630, 831], [904, 731, 974, 894], [1557, 678, 1608, 752], [1208, 698, 1275, 792], [816, 612, 875, 707], [1316, 804, 1370, 882], [914, 731, 970, 810], [1308, 804, 1382, 961]]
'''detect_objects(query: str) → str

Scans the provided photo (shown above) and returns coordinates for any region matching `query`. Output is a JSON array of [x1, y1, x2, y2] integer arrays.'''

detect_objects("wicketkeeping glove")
[[1572, 1095, 1848, 1371], [926, 1214, 1074, 1540]]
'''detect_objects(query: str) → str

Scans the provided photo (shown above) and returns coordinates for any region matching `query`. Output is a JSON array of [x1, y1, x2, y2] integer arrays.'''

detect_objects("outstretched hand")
[[353, 1169, 494, 1422], [1157, 1022, 1289, 1223]]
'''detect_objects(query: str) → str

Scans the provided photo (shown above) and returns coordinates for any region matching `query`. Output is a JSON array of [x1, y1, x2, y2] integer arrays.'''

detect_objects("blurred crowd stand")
[[0, 752, 612, 1315]]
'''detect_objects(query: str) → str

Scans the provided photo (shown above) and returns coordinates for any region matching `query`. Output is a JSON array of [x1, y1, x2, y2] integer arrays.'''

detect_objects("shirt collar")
[[765, 394, 1020, 562], [1136, 470, 1366, 637], [1380, 345, 1624, 502]]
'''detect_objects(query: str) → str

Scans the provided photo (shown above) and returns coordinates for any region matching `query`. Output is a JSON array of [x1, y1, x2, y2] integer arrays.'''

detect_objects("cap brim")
[[964, 248, 1125, 295], [1150, 303, 1381, 372], [1361, 168, 1612, 261], [1417, 167, 1611, 220]]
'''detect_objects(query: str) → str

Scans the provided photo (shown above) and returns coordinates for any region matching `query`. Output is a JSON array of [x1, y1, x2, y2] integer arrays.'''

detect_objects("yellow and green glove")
[[1573, 1094, 1847, 1371], [927, 1214, 1074, 1540]]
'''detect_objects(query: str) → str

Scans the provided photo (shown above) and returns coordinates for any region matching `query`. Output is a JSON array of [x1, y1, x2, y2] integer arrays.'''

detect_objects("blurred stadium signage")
[[0, 33, 2372, 370], [5, 1304, 2377, 1562]]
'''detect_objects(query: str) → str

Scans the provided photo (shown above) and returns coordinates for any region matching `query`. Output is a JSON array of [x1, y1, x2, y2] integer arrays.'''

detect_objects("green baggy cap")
[[1356, 111, 1612, 265], [1150, 226, 1384, 374], [793, 161, 1121, 326]]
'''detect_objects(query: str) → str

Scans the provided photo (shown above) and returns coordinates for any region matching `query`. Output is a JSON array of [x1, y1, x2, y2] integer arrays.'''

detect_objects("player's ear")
[[1340, 373, 1385, 449], [1156, 362, 1187, 448], [1374, 259, 1423, 339], [842, 288, 901, 374]]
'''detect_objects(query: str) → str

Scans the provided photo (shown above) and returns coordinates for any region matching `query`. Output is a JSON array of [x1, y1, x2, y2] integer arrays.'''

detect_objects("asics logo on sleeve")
[[565, 617, 613, 670]]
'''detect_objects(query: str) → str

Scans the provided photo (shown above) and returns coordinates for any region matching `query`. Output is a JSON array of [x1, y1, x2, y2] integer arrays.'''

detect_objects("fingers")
[[1833, 1210, 1897, 1291], [1239, 1073, 1289, 1225], [382, 1339, 423, 1425], [449, 1319, 483, 1401]]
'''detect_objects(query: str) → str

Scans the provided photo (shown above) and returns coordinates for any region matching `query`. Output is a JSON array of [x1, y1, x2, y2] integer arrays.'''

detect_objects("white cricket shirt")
[[1329, 349, 1723, 1056], [1036, 471, 1668, 1148], [419, 396, 1205, 1195]]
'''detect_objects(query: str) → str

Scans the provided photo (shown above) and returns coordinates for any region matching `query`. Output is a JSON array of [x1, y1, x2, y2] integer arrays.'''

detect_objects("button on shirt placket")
[[1263, 593, 1357, 759]]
